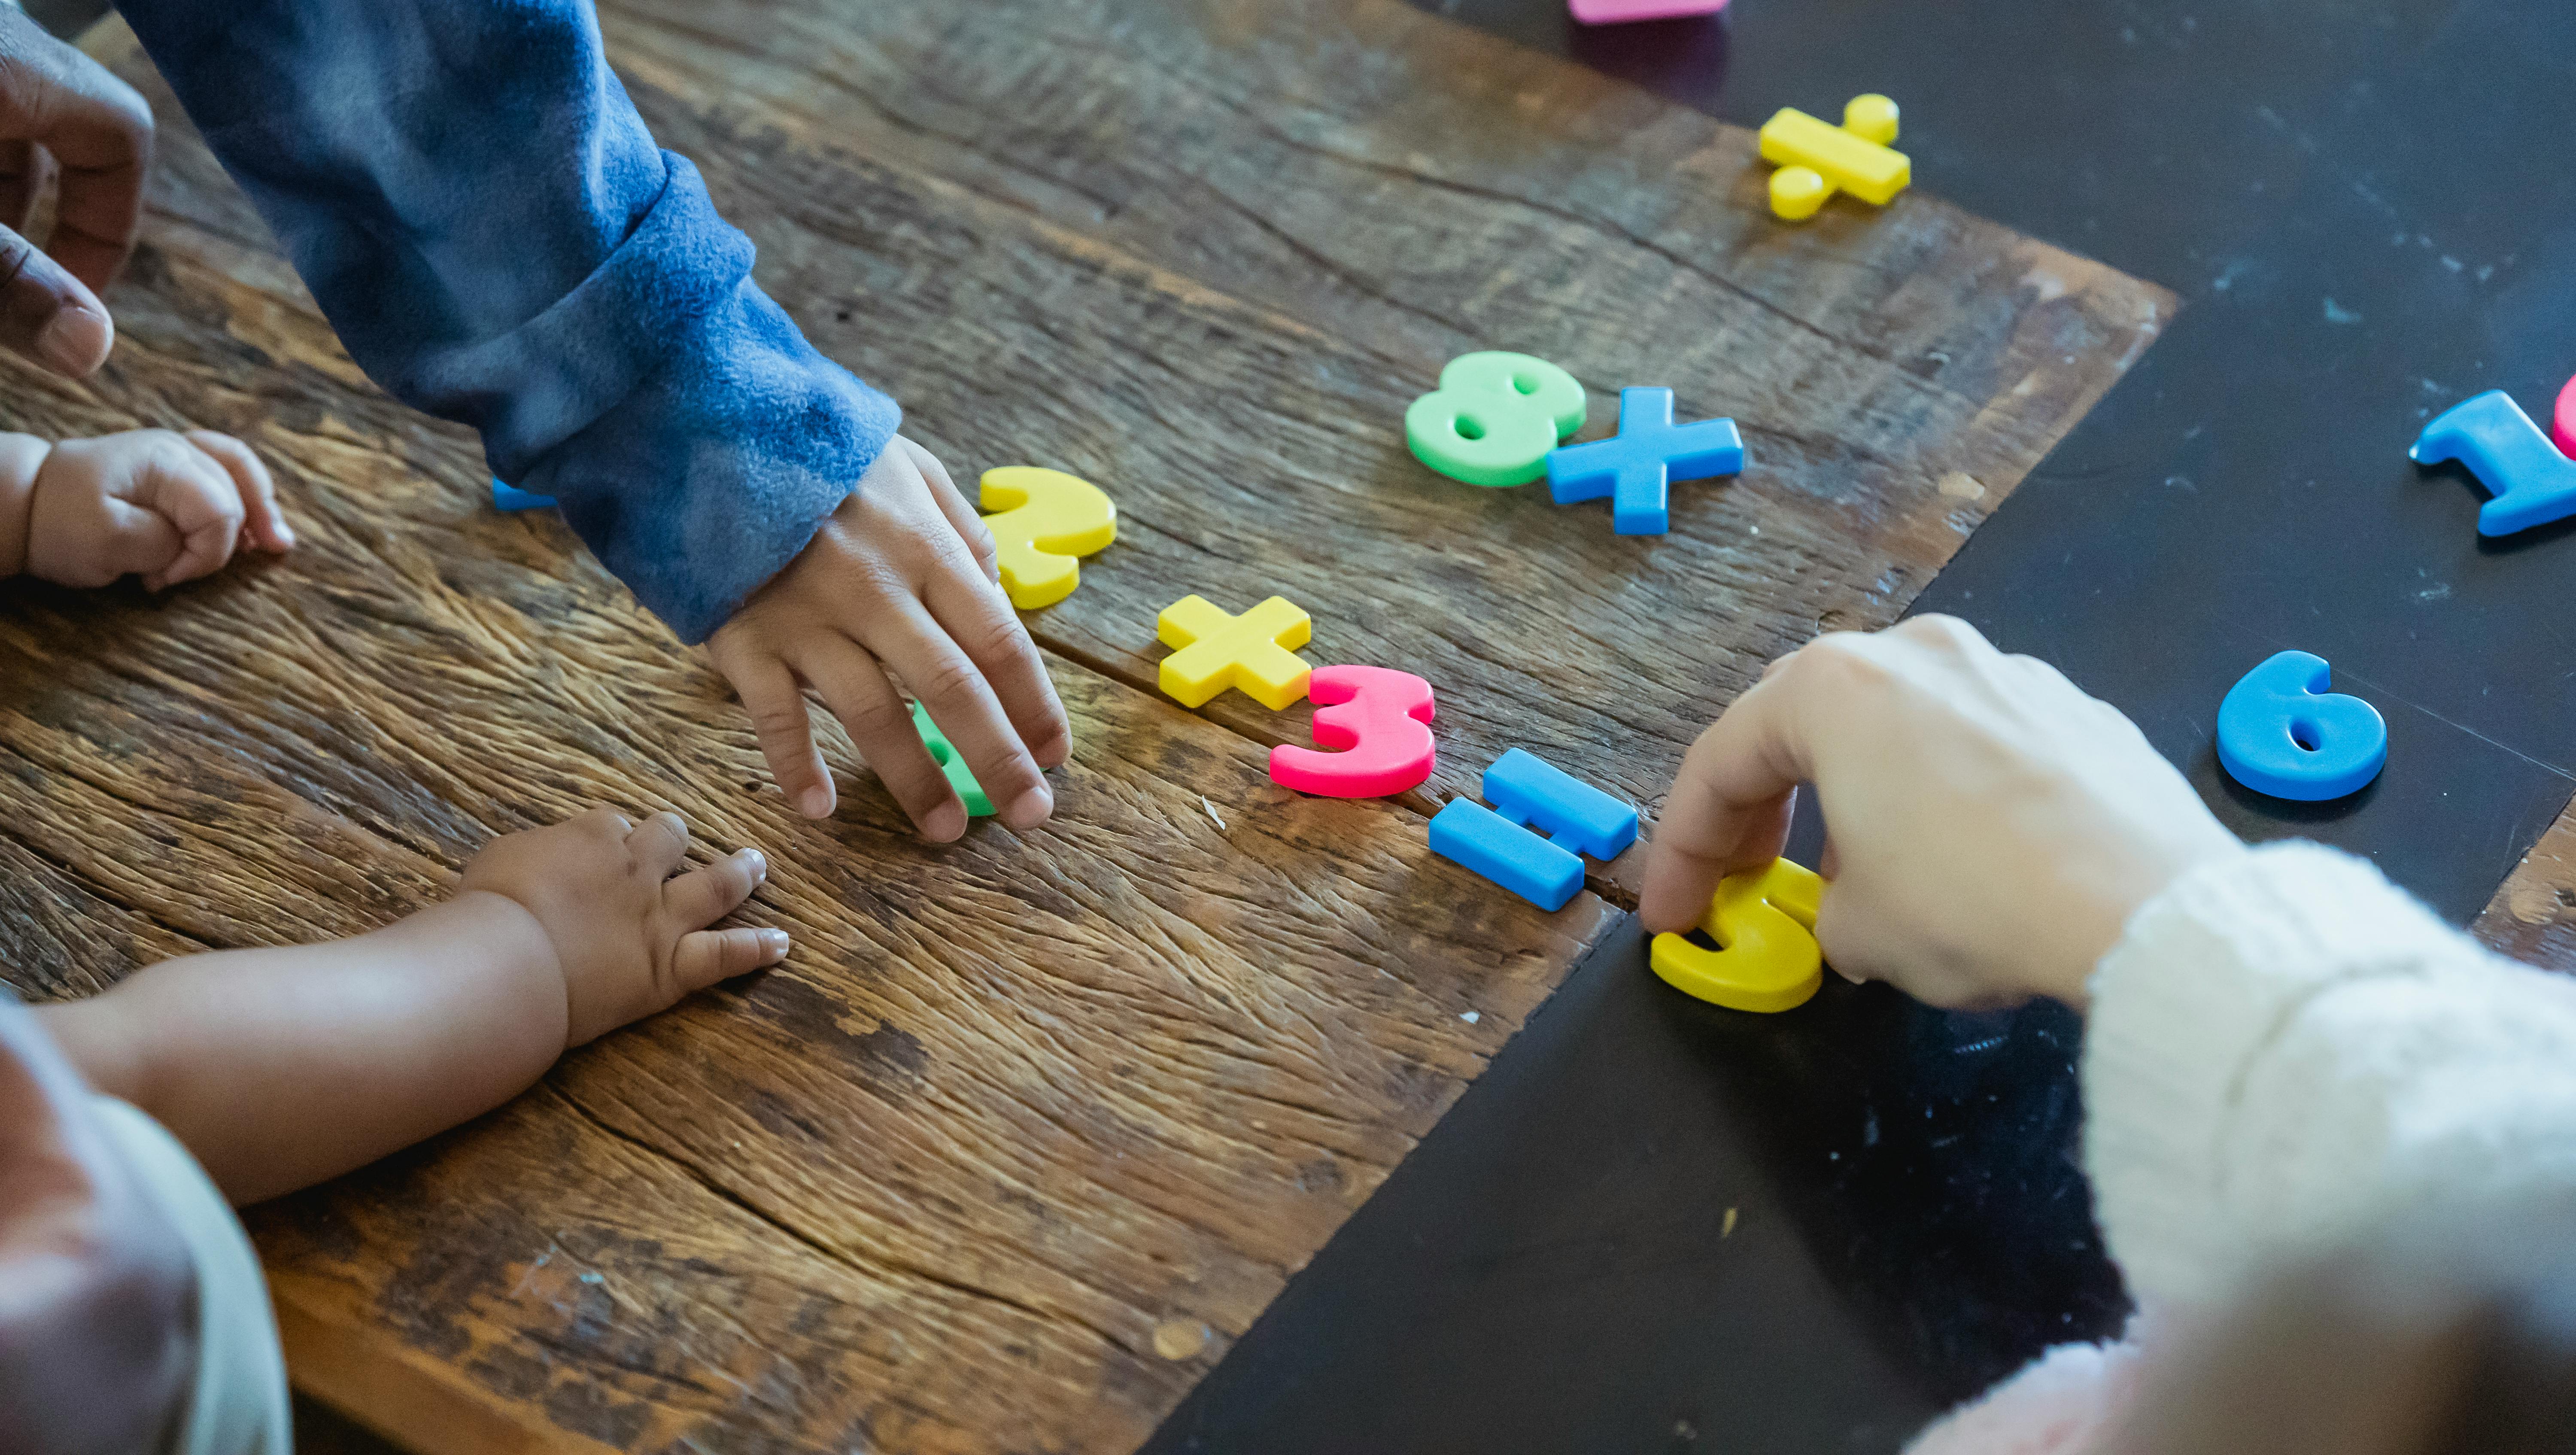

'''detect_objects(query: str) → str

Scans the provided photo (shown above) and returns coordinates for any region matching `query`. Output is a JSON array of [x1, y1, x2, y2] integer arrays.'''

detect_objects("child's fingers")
[[663, 847, 767, 929], [716, 644, 835, 820], [572, 805, 635, 837], [866, 596, 1050, 832], [922, 561, 1072, 772], [1635, 671, 1814, 933], [626, 810, 690, 877], [794, 635, 965, 841], [671, 926, 790, 993], [131, 444, 247, 589], [184, 430, 292, 552], [898, 436, 998, 584]]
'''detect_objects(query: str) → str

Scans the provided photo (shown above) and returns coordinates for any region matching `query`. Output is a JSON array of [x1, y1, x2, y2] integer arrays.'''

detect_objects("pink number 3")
[[1269, 666, 1437, 798]]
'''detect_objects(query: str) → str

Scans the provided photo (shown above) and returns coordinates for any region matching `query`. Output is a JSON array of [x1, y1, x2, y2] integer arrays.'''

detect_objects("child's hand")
[[460, 808, 787, 1047], [707, 435, 1071, 841], [1638, 616, 2243, 1010], [7, 429, 293, 590]]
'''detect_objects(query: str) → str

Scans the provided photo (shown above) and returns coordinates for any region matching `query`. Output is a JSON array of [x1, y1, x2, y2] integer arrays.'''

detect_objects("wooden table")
[[0, 3, 2185, 1449]]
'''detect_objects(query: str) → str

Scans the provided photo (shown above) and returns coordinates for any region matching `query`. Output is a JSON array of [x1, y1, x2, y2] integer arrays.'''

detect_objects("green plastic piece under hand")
[[1404, 351, 1587, 487], [910, 701, 995, 817]]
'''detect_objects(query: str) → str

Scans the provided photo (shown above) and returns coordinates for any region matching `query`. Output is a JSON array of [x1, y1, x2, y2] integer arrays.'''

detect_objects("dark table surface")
[[1144, 1, 2576, 1450]]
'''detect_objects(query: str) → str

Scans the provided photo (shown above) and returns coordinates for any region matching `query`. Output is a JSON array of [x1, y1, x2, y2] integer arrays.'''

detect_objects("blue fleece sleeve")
[[114, 0, 898, 643]]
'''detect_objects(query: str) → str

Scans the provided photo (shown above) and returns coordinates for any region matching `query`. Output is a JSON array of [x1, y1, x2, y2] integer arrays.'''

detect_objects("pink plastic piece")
[[1570, 0, 1727, 22], [1269, 666, 1437, 799], [2555, 373, 2576, 459]]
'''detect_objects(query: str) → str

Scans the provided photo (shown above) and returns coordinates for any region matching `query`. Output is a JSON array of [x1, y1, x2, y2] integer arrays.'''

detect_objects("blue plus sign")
[[1545, 387, 1744, 535]]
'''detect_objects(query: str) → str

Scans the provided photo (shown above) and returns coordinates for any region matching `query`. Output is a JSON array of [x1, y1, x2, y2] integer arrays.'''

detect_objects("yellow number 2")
[[979, 466, 1118, 610]]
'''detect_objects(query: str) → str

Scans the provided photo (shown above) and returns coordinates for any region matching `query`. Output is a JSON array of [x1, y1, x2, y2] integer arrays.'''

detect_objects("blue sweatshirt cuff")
[[517, 280, 899, 643], [116, 0, 901, 645], [426, 153, 750, 479]]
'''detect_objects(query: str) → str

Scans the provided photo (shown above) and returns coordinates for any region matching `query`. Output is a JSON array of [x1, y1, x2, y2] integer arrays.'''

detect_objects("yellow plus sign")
[[1156, 595, 1313, 710], [1758, 94, 1908, 221]]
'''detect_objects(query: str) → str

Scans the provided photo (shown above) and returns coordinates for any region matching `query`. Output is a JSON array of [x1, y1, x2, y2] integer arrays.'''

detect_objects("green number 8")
[[1403, 351, 1587, 487]]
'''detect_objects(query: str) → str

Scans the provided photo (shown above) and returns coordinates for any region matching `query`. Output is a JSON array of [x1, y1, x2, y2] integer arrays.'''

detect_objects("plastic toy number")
[[1482, 747, 1638, 860], [979, 466, 1117, 609], [1427, 749, 1639, 912], [1405, 352, 1587, 487], [1270, 666, 1436, 798], [2215, 651, 2387, 802], [1649, 857, 1824, 1013], [911, 702, 995, 817], [2410, 390, 2576, 537], [491, 478, 557, 511]]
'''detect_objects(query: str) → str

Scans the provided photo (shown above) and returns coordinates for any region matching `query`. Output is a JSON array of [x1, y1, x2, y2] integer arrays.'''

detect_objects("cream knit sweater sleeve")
[[2081, 840, 2576, 1310]]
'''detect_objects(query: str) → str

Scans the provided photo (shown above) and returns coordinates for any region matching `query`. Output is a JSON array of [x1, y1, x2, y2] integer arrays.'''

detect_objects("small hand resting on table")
[[1640, 616, 2244, 1010], [710, 437, 1072, 842], [38, 808, 785, 1204], [0, 428, 293, 590]]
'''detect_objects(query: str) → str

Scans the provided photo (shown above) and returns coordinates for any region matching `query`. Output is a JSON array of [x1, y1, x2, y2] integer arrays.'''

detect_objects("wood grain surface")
[[0, 4, 2162, 1450], [598, 0, 2175, 868], [2476, 800, 2576, 969]]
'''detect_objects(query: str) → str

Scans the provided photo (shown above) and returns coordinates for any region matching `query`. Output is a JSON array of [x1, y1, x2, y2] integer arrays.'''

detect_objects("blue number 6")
[[2215, 651, 2387, 801]]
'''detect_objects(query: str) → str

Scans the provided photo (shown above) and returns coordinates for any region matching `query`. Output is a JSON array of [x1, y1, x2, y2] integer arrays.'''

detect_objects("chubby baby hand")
[[461, 808, 788, 1047], [0, 428, 292, 590]]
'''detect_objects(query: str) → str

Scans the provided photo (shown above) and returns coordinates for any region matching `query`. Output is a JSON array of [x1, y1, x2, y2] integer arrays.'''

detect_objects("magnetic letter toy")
[[1649, 857, 1825, 1013], [2410, 389, 2576, 537], [1482, 747, 1640, 861], [1545, 386, 1744, 535], [1405, 352, 1588, 488], [1269, 666, 1437, 798], [2215, 651, 2387, 801], [980, 466, 1117, 609], [1428, 799, 1585, 911], [492, 478, 557, 511], [911, 701, 994, 817], [1569, 0, 1725, 21], [1428, 750, 1636, 910], [1157, 595, 1313, 710], [1758, 95, 1909, 221]]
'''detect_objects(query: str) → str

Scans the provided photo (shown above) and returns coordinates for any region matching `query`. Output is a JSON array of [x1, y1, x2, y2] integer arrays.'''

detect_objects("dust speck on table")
[[1153, 1319, 1210, 1361]]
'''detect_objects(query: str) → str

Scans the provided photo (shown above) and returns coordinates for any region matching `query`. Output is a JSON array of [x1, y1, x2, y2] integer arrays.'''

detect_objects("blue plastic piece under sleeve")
[[1544, 386, 1744, 535], [1482, 747, 1641, 860], [492, 478, 559, 511], [2410, 389, 2576, 537], [1428, 799, 1585, 912], [2215, 650, 2388, 801]]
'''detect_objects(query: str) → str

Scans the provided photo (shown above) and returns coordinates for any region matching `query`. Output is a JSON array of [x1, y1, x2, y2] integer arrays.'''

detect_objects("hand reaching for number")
[[709, 436, 1071, 841], [1639, 616, 2243, 1009]]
